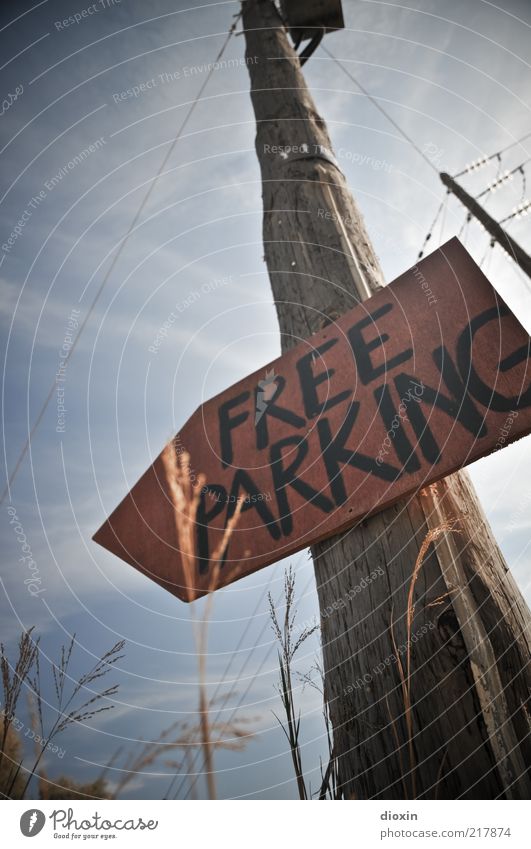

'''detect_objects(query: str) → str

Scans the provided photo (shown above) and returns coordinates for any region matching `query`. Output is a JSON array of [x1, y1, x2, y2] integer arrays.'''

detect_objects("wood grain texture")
[[243, 0, 531, 799]]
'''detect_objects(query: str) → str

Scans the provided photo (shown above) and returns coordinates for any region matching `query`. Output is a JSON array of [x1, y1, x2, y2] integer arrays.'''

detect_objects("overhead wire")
[[6, 10, 531, 799], [303, 37, 531, 265], [458, 211, 472, 244], [1, 12, 325, 803], [1, 5, 291, 802], [438, 190, 449, 244], [319, 44, 440, 175], [417, 198, 446, 260], [1, 11, 242, 505], [475, 157, 531, 200], [171, 32, 529, 799], [453, 130, 531, 178]]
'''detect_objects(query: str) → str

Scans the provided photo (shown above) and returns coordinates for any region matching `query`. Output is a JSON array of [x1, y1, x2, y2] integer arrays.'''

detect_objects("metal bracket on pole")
[[276, 143, 343, 174], [296, 28, 325, 65], [280, 0, 344, 65]]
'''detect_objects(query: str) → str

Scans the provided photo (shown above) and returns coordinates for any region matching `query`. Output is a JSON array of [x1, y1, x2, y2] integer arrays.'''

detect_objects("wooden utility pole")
[[242, 0, 531, 799], [441, 172, 531, 280]]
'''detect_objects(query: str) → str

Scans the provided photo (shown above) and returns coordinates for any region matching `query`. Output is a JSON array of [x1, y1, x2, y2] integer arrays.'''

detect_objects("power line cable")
[[479, 238, 495, 270], [417, 197, 446, 260], [454, 131, 531, 178], [500, 199, 531, 224], [458, 211, 472, 243], [4, 9, 314, 802], [476, 157, 531, 200], [319, 44, 440, 175], [321, 45, 531, 265], [1, 12, 242, 505], [438, 190, 449, 244]]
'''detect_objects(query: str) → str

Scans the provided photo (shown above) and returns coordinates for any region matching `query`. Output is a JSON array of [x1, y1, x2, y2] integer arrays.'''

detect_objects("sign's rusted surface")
[[93, 240, 531, 601]]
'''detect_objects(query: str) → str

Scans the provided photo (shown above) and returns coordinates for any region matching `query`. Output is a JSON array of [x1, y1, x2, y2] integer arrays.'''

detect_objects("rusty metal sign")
[[93, 239, 531, 601]]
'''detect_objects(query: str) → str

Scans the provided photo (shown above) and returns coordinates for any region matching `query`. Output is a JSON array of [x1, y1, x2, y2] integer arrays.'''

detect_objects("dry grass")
[[389, 520, 459, 799], [0, 628, 39, 790], [299, 658, 341, 799], [268, 565, 319, 800], [162, 712, 255, 800], [0, 725, 25, 798], [0, 631, 123, 800], [93, 711, 254, 800], [38, 771, 112, 800], [161, 438, 244, 800], [267, 524, 459, 800]]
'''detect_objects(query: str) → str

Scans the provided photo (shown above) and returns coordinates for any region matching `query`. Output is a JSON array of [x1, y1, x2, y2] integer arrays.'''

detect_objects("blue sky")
[[1, 0, 531, 799]]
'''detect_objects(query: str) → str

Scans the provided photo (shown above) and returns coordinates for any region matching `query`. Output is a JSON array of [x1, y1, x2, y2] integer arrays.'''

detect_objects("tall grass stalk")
[[299, 659, 340, 799], [268, 566, 318, 800], [162, 439, 243, 800], [1, 632, 123, 799]]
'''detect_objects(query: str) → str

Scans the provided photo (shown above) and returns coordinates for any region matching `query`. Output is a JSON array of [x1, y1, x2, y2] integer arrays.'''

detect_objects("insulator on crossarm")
[[465, 155, 488, 173], [486, 169, 514, 194], [513, 199, 531, 220]]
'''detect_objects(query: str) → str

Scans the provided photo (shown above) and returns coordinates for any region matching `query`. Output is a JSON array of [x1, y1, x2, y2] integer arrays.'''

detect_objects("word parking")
[[94, 240, 531, 600]]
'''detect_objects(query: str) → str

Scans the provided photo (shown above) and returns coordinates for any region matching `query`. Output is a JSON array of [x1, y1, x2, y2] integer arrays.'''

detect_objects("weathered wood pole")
[[242, 0, 531, 799]]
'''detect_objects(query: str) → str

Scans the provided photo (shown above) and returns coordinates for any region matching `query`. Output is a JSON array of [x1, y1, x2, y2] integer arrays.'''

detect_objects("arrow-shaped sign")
[[94, 239, 531, 601]]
